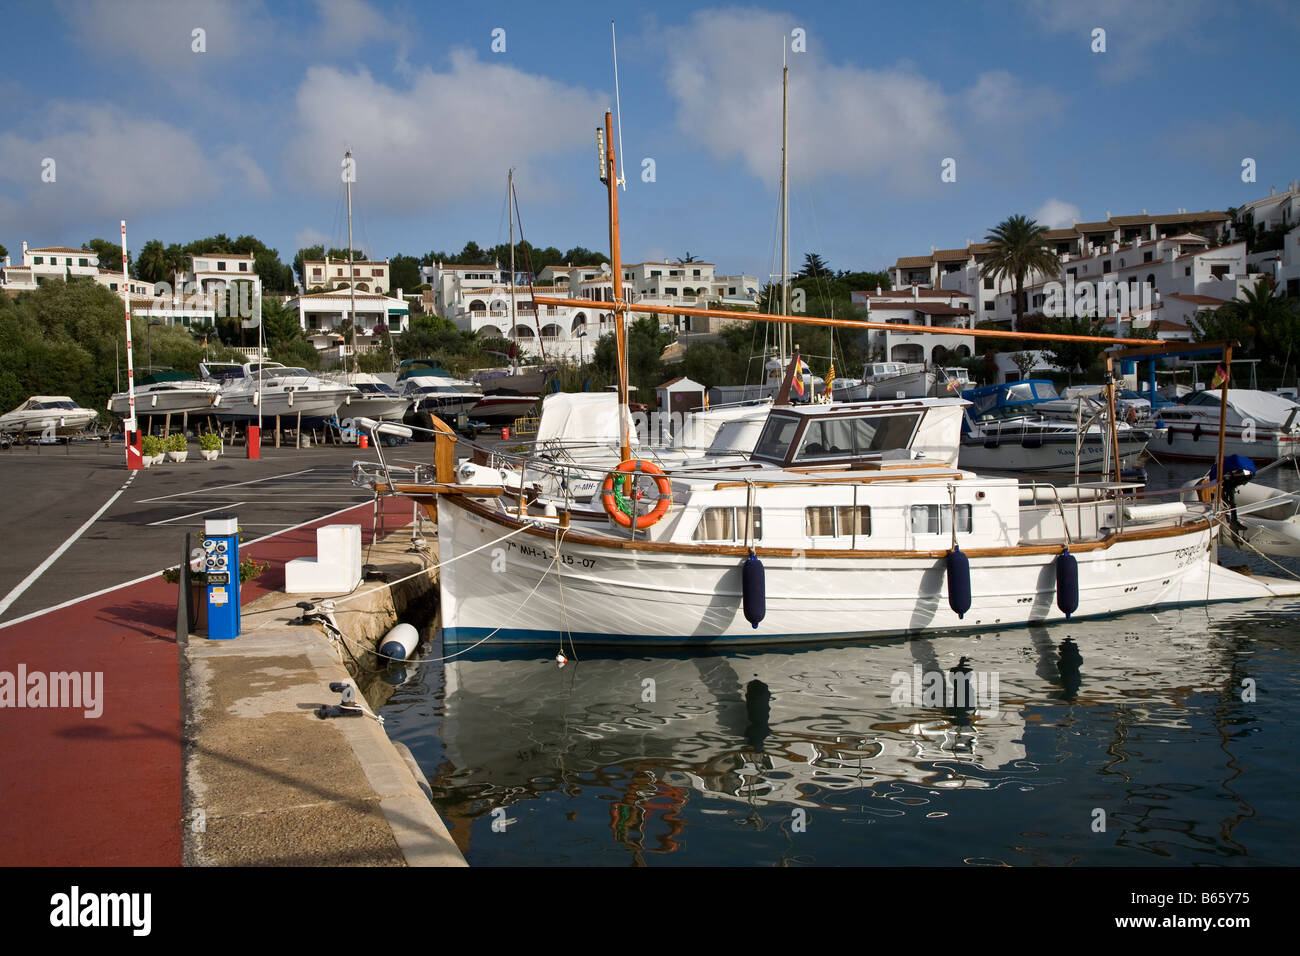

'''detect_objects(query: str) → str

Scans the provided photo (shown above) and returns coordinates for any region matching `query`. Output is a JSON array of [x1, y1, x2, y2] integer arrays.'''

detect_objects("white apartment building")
[[302, 256, 391, 294], [420, 262, 503, 316], [850, 286, 976, 365], [987, 239, 1249, 326], [284, 286, 410, 358], [2, 243, 105, 291], [1235, 181, 1300, 236]]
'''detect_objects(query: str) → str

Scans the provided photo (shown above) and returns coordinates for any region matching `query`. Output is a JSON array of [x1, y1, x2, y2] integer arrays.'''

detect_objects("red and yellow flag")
[[1210, 365, 1228, 389]]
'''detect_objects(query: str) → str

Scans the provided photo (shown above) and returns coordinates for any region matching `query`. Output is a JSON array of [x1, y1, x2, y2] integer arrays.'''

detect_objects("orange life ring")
[[601, 459, 673, 530]]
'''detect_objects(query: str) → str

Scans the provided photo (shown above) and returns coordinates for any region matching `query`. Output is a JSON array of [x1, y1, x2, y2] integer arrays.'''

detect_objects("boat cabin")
[[748, 397, 965, 469]]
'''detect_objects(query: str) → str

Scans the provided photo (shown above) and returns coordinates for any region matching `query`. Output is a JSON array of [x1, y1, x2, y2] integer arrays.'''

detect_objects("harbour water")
[[381, 459, 1300, 866]]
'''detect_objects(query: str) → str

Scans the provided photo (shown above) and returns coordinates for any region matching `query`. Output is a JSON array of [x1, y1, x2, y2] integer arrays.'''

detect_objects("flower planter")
[[167, 451, 188, 462], [150, 454, 166, 466], [200, 449, 219, 461]]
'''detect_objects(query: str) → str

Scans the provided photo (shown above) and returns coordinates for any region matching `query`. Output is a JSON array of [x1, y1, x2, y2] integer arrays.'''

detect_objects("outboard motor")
[[1210, 454, 1256, 530]]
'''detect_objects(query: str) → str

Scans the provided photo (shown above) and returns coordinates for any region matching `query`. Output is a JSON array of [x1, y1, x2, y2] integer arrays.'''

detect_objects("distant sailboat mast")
[[780, 48, 790, 361], [508, 168, 517, 371], [346, 148, 358, 380]]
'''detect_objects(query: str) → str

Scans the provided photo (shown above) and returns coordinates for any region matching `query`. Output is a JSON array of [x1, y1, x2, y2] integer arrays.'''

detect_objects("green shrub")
[[198, 432, 222, 451], [166, 432, 187, 452], [141, 435, 163, 457]]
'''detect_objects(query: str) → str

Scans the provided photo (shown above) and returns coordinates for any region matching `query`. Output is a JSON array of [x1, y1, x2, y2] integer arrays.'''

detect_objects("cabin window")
[[794, 413, 921, 460], [805, 505, 872, 537], [910, 504, 972, 535], [752, 416, 799, 461], [692, 507, 763, 542]]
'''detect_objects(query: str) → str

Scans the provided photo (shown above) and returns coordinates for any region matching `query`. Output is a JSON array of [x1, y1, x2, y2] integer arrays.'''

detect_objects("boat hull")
[[958, 433, 1149, 473], [109, 387, 220, 417], [435, 497, 1288, 647], [0, 410, 98, 436], [215, 393, 346, 424]]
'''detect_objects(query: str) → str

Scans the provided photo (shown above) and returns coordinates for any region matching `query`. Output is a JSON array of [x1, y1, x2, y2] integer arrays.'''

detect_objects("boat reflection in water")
[[384, 599, 1297, 865]]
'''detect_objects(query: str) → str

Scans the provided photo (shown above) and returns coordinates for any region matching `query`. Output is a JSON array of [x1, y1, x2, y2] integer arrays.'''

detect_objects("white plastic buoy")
[[555, 653, 568, 667], [380, 623, 419, 661]]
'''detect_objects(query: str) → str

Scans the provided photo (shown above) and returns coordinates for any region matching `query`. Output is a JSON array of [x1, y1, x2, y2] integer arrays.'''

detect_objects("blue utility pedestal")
[[203, 514, 241, 640]]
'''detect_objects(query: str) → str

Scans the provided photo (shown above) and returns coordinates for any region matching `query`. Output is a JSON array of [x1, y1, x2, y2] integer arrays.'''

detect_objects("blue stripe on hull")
[[443, 596, 1256, 648], [441, 598, 1253, 650]]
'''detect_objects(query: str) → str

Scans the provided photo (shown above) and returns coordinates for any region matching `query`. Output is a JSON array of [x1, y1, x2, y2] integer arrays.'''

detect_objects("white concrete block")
[[283, 524, 363, 594]]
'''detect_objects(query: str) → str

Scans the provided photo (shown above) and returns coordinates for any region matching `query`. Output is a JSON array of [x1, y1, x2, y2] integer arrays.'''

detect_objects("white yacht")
[[1158, 389, 1300, 463], [108, 370, 222, 418], [205, 361, 356, 424], [1, 396, 98, 436]]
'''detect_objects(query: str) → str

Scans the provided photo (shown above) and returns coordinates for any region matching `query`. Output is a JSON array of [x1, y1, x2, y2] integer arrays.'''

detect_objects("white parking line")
[[146, 502, 248, 527], [0, 500, 381, 630], [134, 468, 317, 503], [0, 472, 138, 619]]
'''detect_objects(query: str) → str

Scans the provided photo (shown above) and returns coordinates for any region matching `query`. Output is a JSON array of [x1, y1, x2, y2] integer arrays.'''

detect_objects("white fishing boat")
[[1158, 389, 1300, 463], [0, 396, 98, 436], [210, 362, 355, 424], [108, 370, 222, 417], [360, 110, 1299, 650], [836, 362, 931, 401], [470, 392, 541, 423]]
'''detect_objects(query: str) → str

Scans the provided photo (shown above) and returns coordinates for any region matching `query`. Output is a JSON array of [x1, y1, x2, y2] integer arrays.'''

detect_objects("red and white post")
[[121, 219, 142, 470]]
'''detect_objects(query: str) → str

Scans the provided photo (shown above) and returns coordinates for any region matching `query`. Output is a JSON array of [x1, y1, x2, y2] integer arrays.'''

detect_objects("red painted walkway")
[[0, 499, 411, 866]]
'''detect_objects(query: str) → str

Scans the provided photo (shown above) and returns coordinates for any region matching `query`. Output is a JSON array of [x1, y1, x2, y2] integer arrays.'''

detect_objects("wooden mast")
[[346, 149, 357, 379], [603, 110, 631, 462], [508, 168, 517, 371], [779, 50, 790, 363]]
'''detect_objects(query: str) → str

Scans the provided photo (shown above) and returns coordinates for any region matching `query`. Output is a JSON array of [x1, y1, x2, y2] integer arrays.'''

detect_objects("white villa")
[[850, 286, 976, 364], [421, 257, 761, 361], [283, 286, 410, 361], [302, 256, 391, 294]]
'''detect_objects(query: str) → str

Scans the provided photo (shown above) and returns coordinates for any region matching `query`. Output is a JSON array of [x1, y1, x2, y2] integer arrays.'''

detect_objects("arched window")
[[468, 299, 486, 312], [514, 325, 535, 338], [540, 324, 563, 338]]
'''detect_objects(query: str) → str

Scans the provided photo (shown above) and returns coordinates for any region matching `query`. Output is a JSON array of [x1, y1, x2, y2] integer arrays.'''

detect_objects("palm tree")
[[979, 215, 1061, 333], [1214, 275, 1300, 356]]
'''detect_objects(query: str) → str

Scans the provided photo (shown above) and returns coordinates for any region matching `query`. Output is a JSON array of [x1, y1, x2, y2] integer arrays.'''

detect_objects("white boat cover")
[[535, 393, 640, 446], [1219, 389, 1300, 427]]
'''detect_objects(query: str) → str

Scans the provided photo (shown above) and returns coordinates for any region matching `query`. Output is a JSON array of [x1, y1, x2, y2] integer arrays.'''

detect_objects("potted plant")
[[166, 432, 188, 462], [198, 431, 222, 460], [141, 434, 164, 466]]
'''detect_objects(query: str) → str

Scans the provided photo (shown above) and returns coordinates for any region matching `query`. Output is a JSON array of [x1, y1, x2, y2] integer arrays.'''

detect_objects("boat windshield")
[[31, 401, 79, 410], [794, 413, 922, 461], [752, 415, 800, 462]]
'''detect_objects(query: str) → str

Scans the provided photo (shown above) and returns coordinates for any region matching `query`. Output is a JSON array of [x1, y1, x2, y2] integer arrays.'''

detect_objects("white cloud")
[[285, 53, 606, 210], [293, 227, 332, 250], [56, 0, 272, 68], [1020, 0, 1217, 81], [963, 71, 1064, 126], [0, 105, 219, 217], [1033, 199, 1082, 229], [311, 0, 388, 51], [220, 146, 272, 197], [662, 10, 954, 192]]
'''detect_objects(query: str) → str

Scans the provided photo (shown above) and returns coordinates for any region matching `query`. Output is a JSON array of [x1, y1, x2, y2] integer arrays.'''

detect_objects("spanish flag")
[[1211, 364, 1228, 389], [826, 361, 836, 397], [792, 358, 805, 397]]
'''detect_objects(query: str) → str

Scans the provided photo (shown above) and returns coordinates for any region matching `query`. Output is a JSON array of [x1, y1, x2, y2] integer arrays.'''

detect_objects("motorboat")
[[206, 361, 356, 424], [108, 369, 222, 418], [1, 396, 98, 436], [384, 394, 1296, 647], [1158, 389, 1300, 463], [1183, 454, 1300, 557], [326, 372, 408, 420], [957, 380, 1153, 474], [836, 362, 931, 401], [400, 375, 483, 420], [355, 108, 1300, 649]]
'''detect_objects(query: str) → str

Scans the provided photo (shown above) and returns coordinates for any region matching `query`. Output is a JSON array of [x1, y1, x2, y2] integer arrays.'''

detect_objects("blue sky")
[[1, 0, 1297, 281]]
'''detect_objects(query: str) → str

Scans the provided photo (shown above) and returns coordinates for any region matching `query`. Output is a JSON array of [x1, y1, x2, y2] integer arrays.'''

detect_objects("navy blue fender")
[[946, 547, 972, 619], [1056, 548, 1079, 619], [742, 551, 766, 629]]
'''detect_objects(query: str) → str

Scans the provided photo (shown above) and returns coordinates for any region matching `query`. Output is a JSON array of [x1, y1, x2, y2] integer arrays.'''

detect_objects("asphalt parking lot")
[[0, 440, 419, 624]]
